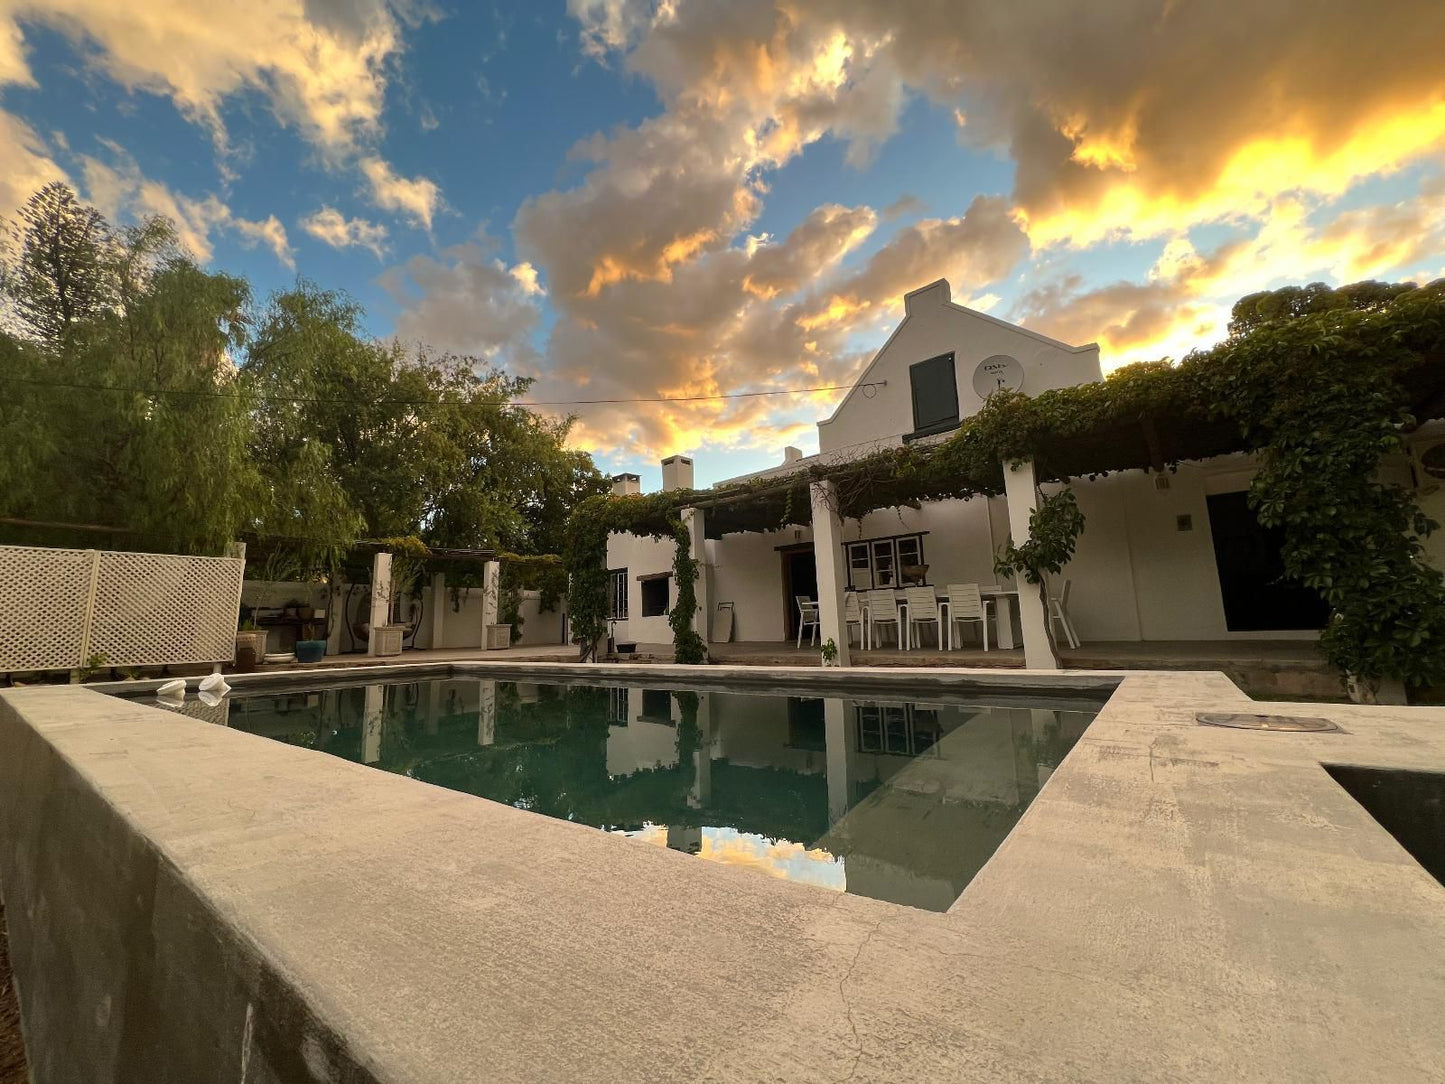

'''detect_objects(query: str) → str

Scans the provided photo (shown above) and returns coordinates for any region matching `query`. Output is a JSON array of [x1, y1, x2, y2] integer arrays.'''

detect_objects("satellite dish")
[[973, 354, 1024, 398]]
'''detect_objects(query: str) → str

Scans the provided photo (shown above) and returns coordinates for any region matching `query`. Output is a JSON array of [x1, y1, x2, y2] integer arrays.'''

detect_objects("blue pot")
[[294, 639, 327, 664]]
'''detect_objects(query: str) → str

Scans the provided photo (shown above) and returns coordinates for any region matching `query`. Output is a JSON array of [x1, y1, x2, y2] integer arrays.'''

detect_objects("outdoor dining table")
[[858, 585, 1021, 650]]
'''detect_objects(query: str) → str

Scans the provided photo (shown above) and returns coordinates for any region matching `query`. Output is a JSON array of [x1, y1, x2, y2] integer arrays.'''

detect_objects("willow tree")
[[0, 188, 259, 554]]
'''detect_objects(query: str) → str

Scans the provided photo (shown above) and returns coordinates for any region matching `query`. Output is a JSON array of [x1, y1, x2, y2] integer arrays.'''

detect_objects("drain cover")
[[1196, 712, 1340, 733]]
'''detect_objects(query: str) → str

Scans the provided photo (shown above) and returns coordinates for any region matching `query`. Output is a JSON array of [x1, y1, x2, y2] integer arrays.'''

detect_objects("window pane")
[[640, 577, 669, 617], [910, 353, 960, 433], [873, 540, 895, 586]]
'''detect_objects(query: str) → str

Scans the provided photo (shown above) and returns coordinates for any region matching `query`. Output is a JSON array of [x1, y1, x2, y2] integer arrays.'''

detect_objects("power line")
[[7, 376, 881, 409]]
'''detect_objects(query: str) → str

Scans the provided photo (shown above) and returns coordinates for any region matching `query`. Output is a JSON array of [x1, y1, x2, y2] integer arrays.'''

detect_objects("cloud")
[[79, 149, 294, 268], [0, 110, 65, 218], [0, 16, 32, 86], [299, 206, 389, 259], [380, 241, 543, 367], [0, 0, 407, 153], [1014, 182, 1445, 366], [796, 195, 1028, 331], [575, 0, 1445, 251], [742, 203, 876, 299], [359, 156, 441, 230], [0, 1, 442, 231]]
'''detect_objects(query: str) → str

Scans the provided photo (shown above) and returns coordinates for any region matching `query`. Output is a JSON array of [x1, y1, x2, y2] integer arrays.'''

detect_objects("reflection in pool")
[[201, 678, 1098, 912]]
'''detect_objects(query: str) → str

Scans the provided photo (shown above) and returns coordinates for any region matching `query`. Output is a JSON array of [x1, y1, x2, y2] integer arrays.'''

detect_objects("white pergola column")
[[685, 507, 711, 643], [362, 683, 384, 763], [430, 572, 447, 650], [824, 697, 850, 823], [1002, 459, 1060, 670], [367, 551, 392, 657], [480, 560, 500, 643], [809, 479, 851, 666], [478, 679, 496, 745]]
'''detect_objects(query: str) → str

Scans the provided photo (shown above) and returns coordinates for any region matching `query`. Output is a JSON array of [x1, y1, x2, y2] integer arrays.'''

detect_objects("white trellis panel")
[[0, 546, 94, 671], [0, 544, 245, 672]]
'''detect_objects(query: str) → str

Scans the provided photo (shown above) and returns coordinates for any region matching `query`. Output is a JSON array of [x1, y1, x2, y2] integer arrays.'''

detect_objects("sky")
[[2, 1, 1444, 488]]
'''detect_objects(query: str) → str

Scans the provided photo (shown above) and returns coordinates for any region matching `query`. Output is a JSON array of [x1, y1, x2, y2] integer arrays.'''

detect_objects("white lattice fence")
[[0, 544, 245, 672]]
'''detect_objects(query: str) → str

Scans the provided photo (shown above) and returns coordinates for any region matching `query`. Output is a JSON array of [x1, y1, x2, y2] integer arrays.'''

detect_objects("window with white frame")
[[845, 534, 926, 590], [608, 568, 628, 620]]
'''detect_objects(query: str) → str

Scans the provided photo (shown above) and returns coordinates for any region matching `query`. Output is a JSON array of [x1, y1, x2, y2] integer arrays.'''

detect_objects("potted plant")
[[820, 638, 840, 667]]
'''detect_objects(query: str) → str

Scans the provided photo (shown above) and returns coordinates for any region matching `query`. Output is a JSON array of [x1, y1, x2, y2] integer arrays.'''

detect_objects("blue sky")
[[2, 1, 1443, 488]]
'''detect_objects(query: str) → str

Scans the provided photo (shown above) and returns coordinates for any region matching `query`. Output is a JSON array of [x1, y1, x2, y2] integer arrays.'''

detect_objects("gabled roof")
[[820, 278, 1099, 429]]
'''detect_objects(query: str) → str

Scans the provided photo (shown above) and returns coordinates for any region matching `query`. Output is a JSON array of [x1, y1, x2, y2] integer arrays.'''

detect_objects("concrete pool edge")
[[3, 671, 1444, 1080], [87, 658, 1125, 697]]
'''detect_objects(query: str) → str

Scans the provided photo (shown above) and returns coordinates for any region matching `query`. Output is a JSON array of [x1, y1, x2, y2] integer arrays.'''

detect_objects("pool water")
[[209, 677, 1098, 912]]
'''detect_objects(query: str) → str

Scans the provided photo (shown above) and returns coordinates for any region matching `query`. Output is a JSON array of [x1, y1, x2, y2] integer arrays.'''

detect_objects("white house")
[[604, 278, 1444, 667]]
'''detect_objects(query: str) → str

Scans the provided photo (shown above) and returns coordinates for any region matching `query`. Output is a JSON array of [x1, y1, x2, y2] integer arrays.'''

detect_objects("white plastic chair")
[[796, 595, 820, 648], [865, 589, 904, 649], [844, 591, 864, 647], [945, 583, 993, 651], [904, 586, 942, 650], [1049, 579, 1080, 649]]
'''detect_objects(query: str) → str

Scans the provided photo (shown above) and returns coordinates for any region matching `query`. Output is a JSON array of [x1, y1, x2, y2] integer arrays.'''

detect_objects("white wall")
[[818, 280, 1101, 455], [709, 528, 796, 642], [604, 532, 677, 645]]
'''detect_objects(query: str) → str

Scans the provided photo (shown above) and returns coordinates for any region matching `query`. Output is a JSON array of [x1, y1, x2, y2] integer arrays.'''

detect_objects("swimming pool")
[[170, 674, 1102, 912]]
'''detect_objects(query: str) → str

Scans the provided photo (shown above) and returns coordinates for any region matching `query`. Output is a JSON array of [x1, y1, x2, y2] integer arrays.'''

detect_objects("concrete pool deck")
[[2, 666, 1443, 1081]]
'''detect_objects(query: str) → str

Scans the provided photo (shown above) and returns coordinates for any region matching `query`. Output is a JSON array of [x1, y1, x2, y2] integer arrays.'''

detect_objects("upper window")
[[608, 568, 628, 620], [909, 352, 960, 437], [639, 575, 670, 618]]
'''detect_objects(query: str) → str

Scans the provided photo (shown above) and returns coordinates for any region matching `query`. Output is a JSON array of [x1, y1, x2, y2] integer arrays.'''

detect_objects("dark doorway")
[[1205, 491, 1329, 631], [780, 546, 817, 641]]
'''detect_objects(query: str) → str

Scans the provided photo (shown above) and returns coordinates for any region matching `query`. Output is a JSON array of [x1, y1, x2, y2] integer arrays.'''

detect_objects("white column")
[[367, 552, 392, 657], [685, 507, 711, 643], [1002, 459, 1060, 669], [689, 692, 712, 808], [430, 572, 447, 650], [362, 684, 384, 763], [478, 679, 496, 745], [809, 480, 851, 666], [480, 560, 500, 645], [824, 697, 850, 823]]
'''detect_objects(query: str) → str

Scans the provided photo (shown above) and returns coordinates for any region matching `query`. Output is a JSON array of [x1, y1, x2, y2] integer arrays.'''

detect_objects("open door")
[[1206, 491, 1329, 631], [780, 546, 818, 641]]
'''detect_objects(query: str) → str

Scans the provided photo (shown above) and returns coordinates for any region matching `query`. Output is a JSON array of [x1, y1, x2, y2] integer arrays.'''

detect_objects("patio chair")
[[945, 583, 993, 651], [795, 595, 820, 648], [904, 586, 942, 650], [865, 589, 904, 649], [844, 591, 865, 647], [1049, 579, 1080, 650]]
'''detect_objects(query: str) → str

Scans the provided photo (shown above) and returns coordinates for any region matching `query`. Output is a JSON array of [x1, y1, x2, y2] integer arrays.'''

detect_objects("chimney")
[[610, 472, 641, 496], [783, 446, 803, 465], [660, 454, 694, 492]]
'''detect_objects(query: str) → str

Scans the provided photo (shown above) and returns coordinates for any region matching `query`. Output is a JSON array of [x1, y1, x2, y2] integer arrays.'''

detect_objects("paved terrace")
[[2, 664, 1442, 1081]]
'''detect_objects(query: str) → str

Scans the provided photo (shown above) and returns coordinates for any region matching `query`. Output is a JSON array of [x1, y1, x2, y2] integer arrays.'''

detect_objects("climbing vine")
[[562, 280, 1445, 688], [995, 486, 1087, 663]]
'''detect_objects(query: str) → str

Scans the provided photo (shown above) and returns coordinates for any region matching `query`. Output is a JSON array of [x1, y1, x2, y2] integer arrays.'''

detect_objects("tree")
[[0, 181, 115, 349], [242, 282, 606, 555], [1228, 280, 1417, 337], [1, 191, 260, 553]]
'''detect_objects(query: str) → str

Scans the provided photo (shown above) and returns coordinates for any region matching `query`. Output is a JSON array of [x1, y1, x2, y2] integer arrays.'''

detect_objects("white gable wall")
[[818, 280, 1102, 455]]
